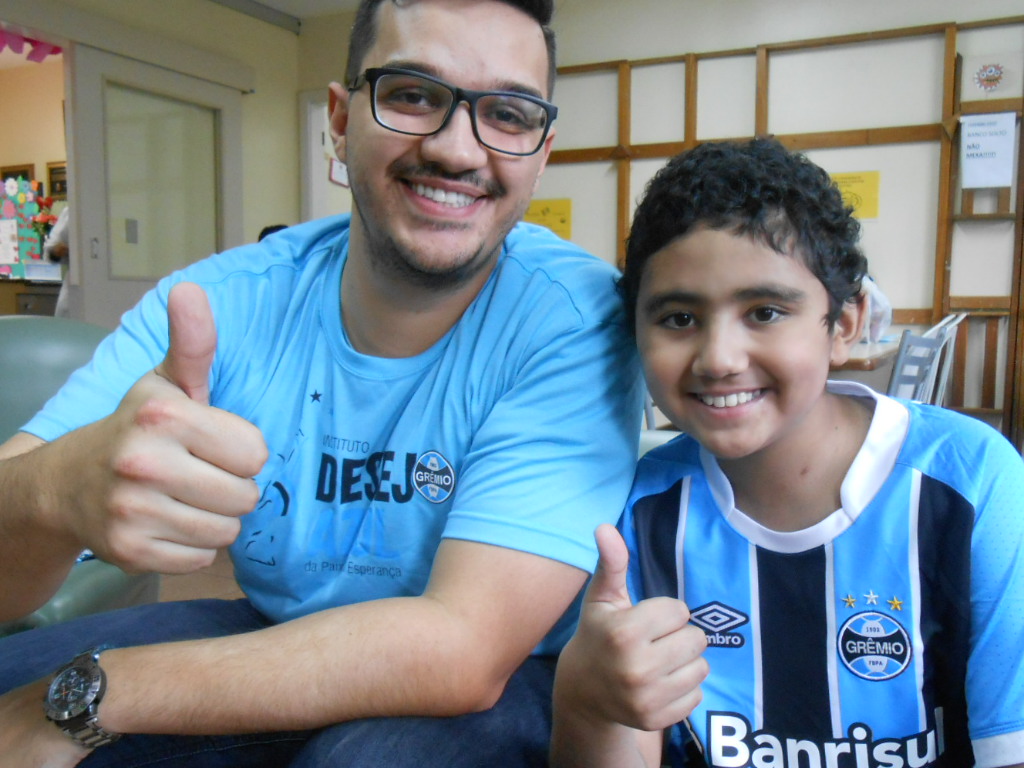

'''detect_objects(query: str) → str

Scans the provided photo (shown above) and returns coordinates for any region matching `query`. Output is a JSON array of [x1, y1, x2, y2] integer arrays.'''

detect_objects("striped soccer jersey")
[[621, 382, 1024, 768]]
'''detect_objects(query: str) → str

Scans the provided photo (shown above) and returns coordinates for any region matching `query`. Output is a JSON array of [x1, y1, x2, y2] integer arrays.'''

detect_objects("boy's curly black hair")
[[620, 138, 867, 334]]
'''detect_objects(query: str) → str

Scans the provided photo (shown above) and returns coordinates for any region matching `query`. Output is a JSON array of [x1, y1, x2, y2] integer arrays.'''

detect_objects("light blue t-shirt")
[[26, 216, 644, 653]]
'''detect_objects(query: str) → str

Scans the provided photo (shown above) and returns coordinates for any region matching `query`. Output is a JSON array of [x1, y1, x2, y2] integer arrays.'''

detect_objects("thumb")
[[584, 523, 633, 610], [156, 282, 216, 405]]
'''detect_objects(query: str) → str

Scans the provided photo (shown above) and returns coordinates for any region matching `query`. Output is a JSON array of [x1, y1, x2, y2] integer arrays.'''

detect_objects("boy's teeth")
[[414, 184, 474, 208], [699, 390, 757, 408]]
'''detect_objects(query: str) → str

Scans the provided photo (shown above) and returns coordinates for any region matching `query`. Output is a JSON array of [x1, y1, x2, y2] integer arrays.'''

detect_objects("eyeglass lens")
[[372, 71, 550, 155]]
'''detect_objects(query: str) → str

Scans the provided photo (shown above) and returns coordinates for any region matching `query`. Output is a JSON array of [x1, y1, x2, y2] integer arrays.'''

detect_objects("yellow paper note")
[[831, 172, 880, 220], [525, 198, 572, 240]]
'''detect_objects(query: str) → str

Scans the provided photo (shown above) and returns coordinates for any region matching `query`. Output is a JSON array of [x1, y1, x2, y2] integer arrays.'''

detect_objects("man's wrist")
[[43, 646, 122, 748]]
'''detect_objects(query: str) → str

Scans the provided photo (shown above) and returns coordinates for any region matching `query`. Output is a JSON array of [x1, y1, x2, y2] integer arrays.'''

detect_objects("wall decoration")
[[831, 172, 880, 220], [47, 161, 68, 200], [961, 53, 1021, 101], [0, 163, 35, 184], [0, 24, 62, 63], [524, 199, 572, 240], [0, 176, 43, 278], [973, 63, 1004, 93], [960, 113, 1016, 189]]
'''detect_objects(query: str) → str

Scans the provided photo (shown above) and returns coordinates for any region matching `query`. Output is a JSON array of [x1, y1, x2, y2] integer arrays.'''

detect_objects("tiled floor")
[[158, 548, 245, 602]]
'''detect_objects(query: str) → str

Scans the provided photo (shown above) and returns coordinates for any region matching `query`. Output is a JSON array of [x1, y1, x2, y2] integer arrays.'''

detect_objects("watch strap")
[[61, 715, 121, 748]]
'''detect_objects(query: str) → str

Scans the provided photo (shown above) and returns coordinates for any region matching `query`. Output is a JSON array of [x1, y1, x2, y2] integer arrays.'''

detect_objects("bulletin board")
[[0, 176, 45, 279]]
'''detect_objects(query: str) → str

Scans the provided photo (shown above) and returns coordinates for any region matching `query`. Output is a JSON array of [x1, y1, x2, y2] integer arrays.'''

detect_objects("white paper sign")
[[960, 113, 1016, 189], [0, 219, 19, 265]]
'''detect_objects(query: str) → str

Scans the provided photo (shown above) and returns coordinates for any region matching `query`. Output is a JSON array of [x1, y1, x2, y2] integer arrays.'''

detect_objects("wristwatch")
[[43, 646, 122, 748]]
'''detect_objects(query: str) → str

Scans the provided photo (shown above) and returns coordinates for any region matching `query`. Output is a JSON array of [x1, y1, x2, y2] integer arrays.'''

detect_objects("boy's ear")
[[327, 82, 350, 162], [829, 293, 868, 367]]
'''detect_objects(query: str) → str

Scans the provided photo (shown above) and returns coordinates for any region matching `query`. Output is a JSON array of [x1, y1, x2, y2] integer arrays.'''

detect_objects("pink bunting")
[[27, 41, 61, 62], [0, 28, 26, 54], [0, 25, 62, 62]]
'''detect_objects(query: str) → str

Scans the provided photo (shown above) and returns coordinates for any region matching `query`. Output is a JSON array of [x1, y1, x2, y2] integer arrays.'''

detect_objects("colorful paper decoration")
[[0, 177, 43, 279], [0, 25, 62, 63], [973, 63, 1005, 93]]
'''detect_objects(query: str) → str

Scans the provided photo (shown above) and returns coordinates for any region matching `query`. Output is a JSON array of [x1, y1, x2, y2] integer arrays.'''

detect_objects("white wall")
[[539, 1, 1022, 306], [0, 59, 65, 195], [551, 0, 1024, 66], [34, 0, 301, 243]]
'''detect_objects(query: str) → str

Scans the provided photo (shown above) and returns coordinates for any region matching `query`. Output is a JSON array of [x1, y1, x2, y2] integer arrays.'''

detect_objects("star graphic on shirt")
[[864, 590, 879, 605], [888, 596, 904, 611], [310, 391, 322, 403], [842, 594, 857, 608]]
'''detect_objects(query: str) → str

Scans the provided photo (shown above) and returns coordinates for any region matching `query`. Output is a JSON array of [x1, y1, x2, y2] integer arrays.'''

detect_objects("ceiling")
[[255, 0, 360, 17], [0, 1, 359, 70]]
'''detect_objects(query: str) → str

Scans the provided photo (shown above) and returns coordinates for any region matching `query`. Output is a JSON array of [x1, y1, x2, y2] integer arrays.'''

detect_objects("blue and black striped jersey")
[[622, 382, 1024, 768]]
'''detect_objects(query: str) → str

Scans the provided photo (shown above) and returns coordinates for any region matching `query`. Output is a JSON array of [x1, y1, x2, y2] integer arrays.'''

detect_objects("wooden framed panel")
[[534, 161, 619, 265], [951, 220, 1017, 296], [0, 163, 35, 183], [805, 143, 941, 311], [696, 54, 757, 140], [958, 24, 1024, 104], [768, 36, 946, 135], [551, 68, 619, 151], [630, 61, 686, 146]]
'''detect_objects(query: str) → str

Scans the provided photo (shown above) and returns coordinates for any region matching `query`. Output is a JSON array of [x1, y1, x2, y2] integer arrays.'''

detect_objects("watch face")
[[46, 663, 101, 721]]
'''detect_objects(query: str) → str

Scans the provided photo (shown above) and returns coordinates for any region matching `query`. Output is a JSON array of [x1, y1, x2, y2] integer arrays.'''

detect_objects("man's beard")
[[351, 163, 522, 292]]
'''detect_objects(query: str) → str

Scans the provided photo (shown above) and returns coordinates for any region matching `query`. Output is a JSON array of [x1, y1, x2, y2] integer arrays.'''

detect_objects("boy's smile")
[[636, 227, 859, 469]]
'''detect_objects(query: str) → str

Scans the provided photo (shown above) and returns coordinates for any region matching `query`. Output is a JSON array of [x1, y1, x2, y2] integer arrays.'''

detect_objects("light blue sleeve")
[[443, 311, 644, 575], [21, 273, 179, 441], [20, 238, 280, 442], [966, 426, 1024, 767], [20, 217, 343, 442]]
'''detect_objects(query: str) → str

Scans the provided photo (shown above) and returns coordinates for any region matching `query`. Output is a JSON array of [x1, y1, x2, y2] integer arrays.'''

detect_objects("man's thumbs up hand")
[[67, 282, 268, 574], [156, 281, 218, 404], [554, 524, 709, 733]]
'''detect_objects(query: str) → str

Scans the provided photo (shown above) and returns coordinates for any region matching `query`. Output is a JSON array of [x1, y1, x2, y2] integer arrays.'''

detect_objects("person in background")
[[257, 223, 288, 241], [0, 1, 643, 766], [550, 138, 1024, 768], [42, 205, 71, 317]]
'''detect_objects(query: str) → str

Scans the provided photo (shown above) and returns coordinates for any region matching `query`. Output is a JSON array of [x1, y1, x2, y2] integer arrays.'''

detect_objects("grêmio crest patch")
[[838, 611, 912, 681], [413, 451, 457, 504]]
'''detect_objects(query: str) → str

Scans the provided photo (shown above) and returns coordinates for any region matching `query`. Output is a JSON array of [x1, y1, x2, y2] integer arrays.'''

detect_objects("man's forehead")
[[366, 0, 549, 94]]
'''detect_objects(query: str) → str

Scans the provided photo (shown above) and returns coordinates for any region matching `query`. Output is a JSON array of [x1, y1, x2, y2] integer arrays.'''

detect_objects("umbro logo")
[[690, 601, 748, 647]]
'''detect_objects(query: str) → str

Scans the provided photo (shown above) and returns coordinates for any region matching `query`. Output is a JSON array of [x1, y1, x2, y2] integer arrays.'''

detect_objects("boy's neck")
[[719, 393, 874, 532]]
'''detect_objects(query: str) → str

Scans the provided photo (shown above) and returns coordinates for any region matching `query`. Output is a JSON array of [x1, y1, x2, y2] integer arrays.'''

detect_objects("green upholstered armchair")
[[0, 314, 160, 637]]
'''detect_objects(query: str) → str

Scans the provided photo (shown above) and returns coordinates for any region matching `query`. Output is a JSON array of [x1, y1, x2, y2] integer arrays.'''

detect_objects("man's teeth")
[[413, 184, 475, 208], [698, 390, 758, 408]]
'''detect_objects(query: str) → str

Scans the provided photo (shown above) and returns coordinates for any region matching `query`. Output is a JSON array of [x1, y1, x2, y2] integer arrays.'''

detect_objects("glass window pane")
[[105, 82, 217, 280]]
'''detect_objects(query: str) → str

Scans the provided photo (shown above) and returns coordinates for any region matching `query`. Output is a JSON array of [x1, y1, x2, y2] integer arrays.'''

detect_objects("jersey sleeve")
[[966, 427, 1024, 767]]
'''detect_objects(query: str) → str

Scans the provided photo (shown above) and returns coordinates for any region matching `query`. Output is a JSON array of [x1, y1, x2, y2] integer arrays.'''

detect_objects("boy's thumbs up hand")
[[62, 282, 268, 575], [554, 524, 710, 733], [584, 523, 634, 610]]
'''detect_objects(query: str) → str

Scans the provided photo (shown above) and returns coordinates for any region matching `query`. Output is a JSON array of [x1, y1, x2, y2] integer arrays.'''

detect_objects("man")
[[0, 1, 642, 766]]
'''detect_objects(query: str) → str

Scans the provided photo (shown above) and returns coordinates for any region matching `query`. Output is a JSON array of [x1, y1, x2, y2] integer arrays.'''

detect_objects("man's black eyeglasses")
[[348, 67, 557, 157]]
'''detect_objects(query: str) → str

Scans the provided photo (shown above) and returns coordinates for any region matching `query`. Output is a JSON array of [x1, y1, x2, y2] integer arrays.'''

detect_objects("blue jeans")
[[0, 599, 556, 767]]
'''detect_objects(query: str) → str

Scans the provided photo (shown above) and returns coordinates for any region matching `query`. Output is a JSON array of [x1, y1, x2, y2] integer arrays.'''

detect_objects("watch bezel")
[[44, 651, 106, 723]]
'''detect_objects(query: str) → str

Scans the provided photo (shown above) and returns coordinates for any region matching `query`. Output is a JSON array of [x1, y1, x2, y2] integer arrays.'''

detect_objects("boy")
[[551, 139, 1024, 768]]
